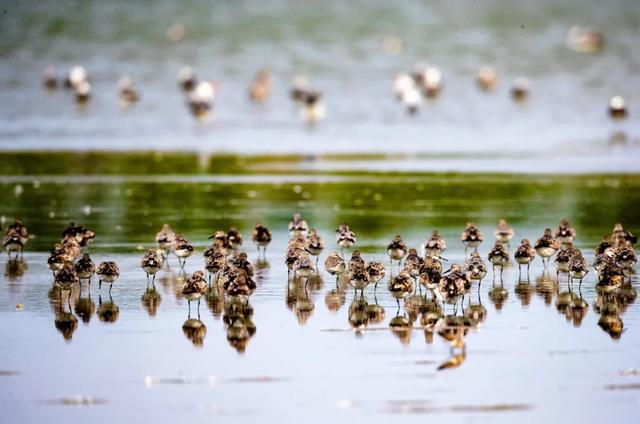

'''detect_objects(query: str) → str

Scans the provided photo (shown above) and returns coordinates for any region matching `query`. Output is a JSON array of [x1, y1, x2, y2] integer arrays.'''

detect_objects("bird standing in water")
[[514, 239, 535, 279], [3, 218, 29, 260], [387, 235, 408, 266], [252, 222, 272, 256], [141, 249, 163, 289], [461, 222, 483, 255], [534, 229, 560, 267], [97, 261, 120, 294], [182, 271, 207, 318]]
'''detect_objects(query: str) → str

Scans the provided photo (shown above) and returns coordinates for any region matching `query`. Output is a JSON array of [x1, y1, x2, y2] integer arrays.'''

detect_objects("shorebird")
[[477, 65, 497, 91], [54, 265, 79, 307], [534, 229, 560, 266], [596, 261, 624, 293], [118, 76, 140, 106], [566, 26, 604, 53], [514, 239, 535, 278], [305, 229, 325, 260], [554, 244, 577, 281], [48, 245, 68, 276], [74, 80, 91, 104], [404, 248, 423, 279], [593, 252, 615, 275], [388, 270, 414, 309], [3, 218, 29, 260], [387, 235, 408, 265], [155, 224, 176, 257], [288, 213, 309, 238], [290, 75, 309, 103], [487, 242, 509, 280], [223, 267, 256, 303], [611, 223, 636, 246], [182, 271, 207, 317], [608, 96, 627, 120], [401, 86, 422, 115], [595, 236, 614, 256], [187, 80, 217, 120], [294, 254, 316, 285], [392, 72, 415, 99], [231, 252, 254, 279], [511, 77, 530, 102], [285, 238, 307, 277], [436, 264, 468, 310], [173, 234, 194, 269], [226, 226, 243, 250], [96, 261, 120, 293], [208, 230, 233, 255], [421, 229, 446, 256], [205, 248, 227, 287], [141, 249, 162, 288], [178, 66, 197, 91], [248, 69, 271, 103], [414, 65, 442, 98], [65, 65, 88, 89], [555, 219, 576, 245], [461, 222, 483, 254], [75, 253, 96, 287], [614, 243, 637, 280], [348, 251, 369, 296], [251, 222, 272, 255], [335, 223, 356, 253], [568, 253, 589, 286], [494, 219, 514, 246], [43, 67, 58, 90], [366, 260, 386, 290], [419, 254, 444, 298], [62, 222, 96, 248], [324, 251, 346, 284], [463, 252, 487, 285], [300, 91, 325, 125]]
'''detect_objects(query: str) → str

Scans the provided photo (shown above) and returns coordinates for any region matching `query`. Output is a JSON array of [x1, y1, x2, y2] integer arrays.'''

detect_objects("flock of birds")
[[2, 214, 637, 313], [0, 214, 637, 350], [41, 33, 629, 126]]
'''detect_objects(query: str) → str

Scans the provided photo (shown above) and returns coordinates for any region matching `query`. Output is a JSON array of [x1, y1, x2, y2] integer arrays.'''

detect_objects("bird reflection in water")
[[54, 299, 78, 342], [420, 299, 443, 344], [514, 278, 534, 307], [488, 274, 509, 311], [97, 294, 120, 324], [389, 310, 413, 346], [535, 270, 558, 305], [366, 292, 386, 325], [290, 279, 315, 326], [436, 315, 469, 371], [75, 290, 96, 324], [205, 285, 225, 319], [141, 287, 162, 317], [223, 298, 256, 353], [182, 317, 207, 347], [4, 259, 27, 281], [595, 292, 624, 339], [324, 273, 349, 312], [348, 297, 369, 335]]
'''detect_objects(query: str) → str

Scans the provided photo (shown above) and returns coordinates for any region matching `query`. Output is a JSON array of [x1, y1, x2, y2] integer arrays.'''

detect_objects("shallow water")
[[0, 165, 639, 423]]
